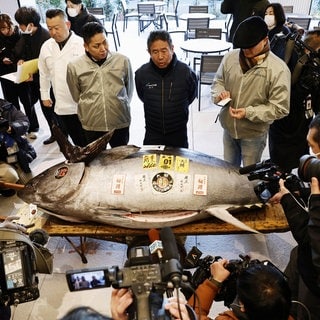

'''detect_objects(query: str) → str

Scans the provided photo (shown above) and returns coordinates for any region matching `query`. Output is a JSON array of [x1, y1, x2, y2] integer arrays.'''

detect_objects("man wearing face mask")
[[268, 116, 320, 320], [65, 0, 102, 37], [14, 6, 61, 145]]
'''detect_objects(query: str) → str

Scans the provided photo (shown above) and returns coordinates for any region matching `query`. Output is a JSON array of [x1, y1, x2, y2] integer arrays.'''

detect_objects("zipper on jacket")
[[161, 78, 165, 135], [233, 77, 244, 139]]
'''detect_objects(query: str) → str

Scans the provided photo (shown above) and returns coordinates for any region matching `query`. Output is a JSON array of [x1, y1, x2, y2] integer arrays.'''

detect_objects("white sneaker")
[[28, 132, 38, 139]]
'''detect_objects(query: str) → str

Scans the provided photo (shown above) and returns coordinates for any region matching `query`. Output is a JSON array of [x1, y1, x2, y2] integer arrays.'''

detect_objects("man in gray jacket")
[[212, 16, 290, 167], [67, 22, 133, 147]]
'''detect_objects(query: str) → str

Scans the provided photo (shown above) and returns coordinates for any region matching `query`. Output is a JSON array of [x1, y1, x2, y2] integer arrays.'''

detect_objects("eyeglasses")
[[0, 26, 10, 31]]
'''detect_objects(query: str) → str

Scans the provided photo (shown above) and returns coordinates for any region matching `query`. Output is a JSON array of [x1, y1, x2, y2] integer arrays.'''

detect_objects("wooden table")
[[10, 203, 289, 263]]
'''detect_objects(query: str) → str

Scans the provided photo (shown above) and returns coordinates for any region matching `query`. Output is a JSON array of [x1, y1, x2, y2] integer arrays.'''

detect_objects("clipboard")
[[0, 58, 39, 84]]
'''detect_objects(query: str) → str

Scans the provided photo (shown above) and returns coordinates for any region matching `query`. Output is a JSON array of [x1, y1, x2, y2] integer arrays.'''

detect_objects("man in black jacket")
[[0, 98, 35, 197], [135, 30, 197, 148]]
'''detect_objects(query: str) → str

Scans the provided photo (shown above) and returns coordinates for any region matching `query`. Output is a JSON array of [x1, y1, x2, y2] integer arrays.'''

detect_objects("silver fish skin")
[[18, 146, 260, 229]]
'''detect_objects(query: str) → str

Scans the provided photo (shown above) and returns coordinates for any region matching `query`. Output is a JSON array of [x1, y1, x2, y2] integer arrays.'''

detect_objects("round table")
[[179, 13, 216, 20], [180, 38, 232, 55]]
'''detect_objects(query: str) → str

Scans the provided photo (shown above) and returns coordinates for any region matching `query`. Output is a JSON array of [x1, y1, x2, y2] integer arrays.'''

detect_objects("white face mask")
[[20, 23, 33, 35], [264, 15, 276, 29], [67, 7, 79, 18]]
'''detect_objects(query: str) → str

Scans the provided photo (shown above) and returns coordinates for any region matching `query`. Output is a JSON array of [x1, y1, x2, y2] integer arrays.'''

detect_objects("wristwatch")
[[208, 276, 222, 288]]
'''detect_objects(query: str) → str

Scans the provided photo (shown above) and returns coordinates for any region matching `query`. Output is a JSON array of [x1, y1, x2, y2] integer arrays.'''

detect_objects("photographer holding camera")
[[188, 259, 293, 320], [268, 115, 320, 320], [0, 98, 36, 196]]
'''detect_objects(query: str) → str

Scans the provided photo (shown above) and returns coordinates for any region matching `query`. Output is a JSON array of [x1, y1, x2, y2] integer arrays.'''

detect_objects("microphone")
[[239, 159, 272, 175], [148, 228, 163, 261], [160, 227, 183, 288]]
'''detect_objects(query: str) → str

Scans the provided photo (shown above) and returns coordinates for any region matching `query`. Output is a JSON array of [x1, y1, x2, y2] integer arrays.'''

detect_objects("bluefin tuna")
[[18, 126, 261, 232]]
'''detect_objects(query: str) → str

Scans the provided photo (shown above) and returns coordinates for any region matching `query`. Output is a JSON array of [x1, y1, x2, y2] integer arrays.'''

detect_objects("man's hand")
[[0, 215, 27, 233], [229, 107, 246, 119], [210, 258, 230, 283], [111, 288, 133, 320], [42, 99, 53, 108], [311, 177, 320, 195], [164, 297, 190, 320], [218, 90, 230, 101], [268, 179, 290, 204]]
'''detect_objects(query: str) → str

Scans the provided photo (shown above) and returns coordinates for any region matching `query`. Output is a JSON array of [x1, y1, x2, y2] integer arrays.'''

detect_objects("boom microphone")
[[239, 159, 272, 175], [148, 229, 163, 261], [160, 227, 182, 287]]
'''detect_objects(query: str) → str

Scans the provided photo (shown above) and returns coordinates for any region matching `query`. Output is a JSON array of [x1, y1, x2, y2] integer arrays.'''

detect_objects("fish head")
[[18, 161, 85, 204]]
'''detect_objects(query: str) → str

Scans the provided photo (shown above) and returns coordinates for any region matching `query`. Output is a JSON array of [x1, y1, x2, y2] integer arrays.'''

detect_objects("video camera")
[[239, 159, 305, 203], [66, 227, 189, 320], [182, 247, 283, 308], [0, 228, 53, 307]]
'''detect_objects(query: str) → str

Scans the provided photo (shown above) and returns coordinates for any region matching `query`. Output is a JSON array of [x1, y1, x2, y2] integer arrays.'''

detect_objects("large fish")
[[18, 126, 261, 232]]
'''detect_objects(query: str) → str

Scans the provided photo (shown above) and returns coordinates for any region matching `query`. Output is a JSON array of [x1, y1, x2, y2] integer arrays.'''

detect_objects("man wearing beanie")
[[212, 16, 290, 167], [65, 0, 101, 37]]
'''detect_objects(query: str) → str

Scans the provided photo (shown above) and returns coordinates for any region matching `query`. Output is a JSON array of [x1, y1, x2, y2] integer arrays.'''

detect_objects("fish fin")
[[52, 124, 114, 164], [205, 206, 260, 234]]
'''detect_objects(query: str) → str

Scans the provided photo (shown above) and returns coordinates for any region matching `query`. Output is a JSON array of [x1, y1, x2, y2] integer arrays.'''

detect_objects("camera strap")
[[0, 228, 53, 274]]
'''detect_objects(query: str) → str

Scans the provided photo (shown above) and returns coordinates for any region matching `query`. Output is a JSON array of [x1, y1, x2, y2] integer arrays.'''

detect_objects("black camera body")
[[239, 160, 305, 203], [0, 238, 39, 307], [66, 227, 186, 320], [183, 251, 278, 308]]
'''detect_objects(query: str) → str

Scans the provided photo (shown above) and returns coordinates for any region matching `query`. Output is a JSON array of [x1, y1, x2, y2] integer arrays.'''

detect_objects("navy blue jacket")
[[135, 54, 197, 147]]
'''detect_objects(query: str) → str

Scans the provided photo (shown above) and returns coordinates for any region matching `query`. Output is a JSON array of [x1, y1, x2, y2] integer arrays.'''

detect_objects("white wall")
[[278, 0, 312, 14], [0, 0, 37, 20]]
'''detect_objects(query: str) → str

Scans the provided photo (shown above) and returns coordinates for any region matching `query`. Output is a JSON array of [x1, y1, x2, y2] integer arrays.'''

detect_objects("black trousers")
[[59, 114, 87, 147]]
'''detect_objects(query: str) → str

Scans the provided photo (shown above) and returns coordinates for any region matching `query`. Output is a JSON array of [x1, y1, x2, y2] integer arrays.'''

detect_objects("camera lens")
[[298, 155, 320, 182]]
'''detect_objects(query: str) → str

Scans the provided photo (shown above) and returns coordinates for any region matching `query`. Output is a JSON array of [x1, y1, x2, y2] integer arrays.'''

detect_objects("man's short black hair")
[[46, 8, 67, 20], [237, 264, 291, 320], [309, 115, 320, 145], [82, 22, 106, 44], [147, 30, 173, 51], [14, 6, 41, 27]]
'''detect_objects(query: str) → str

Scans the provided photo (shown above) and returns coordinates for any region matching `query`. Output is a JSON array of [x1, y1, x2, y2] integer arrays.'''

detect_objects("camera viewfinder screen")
[[3, 248, 25, 289], [69, 270, 106, 291]]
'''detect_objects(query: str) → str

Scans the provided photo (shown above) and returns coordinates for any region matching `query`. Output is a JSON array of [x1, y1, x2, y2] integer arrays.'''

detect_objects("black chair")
[[165, 0, 179, 27], [137, 3, 162, 35], [186, 17, 210, 40], [120, 0, 141, 32], [189, 5, 209, 13], [198, 55, 223, 111], [195, 28, 222, 39], [287, 17, 311, 31], [87, 7, 105, 24], [193, 28, 222, 69], [105, 13, 120, 51], [222, 13, 233, 41]]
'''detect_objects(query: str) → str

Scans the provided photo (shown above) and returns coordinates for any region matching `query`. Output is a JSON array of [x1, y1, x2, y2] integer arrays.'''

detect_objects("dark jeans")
[[59, 114, 87, 147], [84, 127, 129, 147]]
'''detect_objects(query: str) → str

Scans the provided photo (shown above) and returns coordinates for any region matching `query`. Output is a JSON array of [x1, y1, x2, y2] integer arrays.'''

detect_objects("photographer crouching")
[[268, 115, 320, 320], [0, 98, 36, 196], [187, 259, 292, 320]]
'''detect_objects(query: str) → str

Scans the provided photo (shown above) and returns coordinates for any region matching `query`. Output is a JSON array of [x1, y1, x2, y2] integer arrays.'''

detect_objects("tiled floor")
[[1, 18, 299, 320]]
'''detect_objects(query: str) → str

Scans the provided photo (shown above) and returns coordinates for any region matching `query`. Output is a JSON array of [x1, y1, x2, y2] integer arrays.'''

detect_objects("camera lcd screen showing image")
[[66, 269, 107, 291], [3, 247, 25, 290]]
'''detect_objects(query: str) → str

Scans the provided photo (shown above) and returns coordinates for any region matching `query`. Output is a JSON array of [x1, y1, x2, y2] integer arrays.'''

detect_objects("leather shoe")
[[43, 136, 56, 145]]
